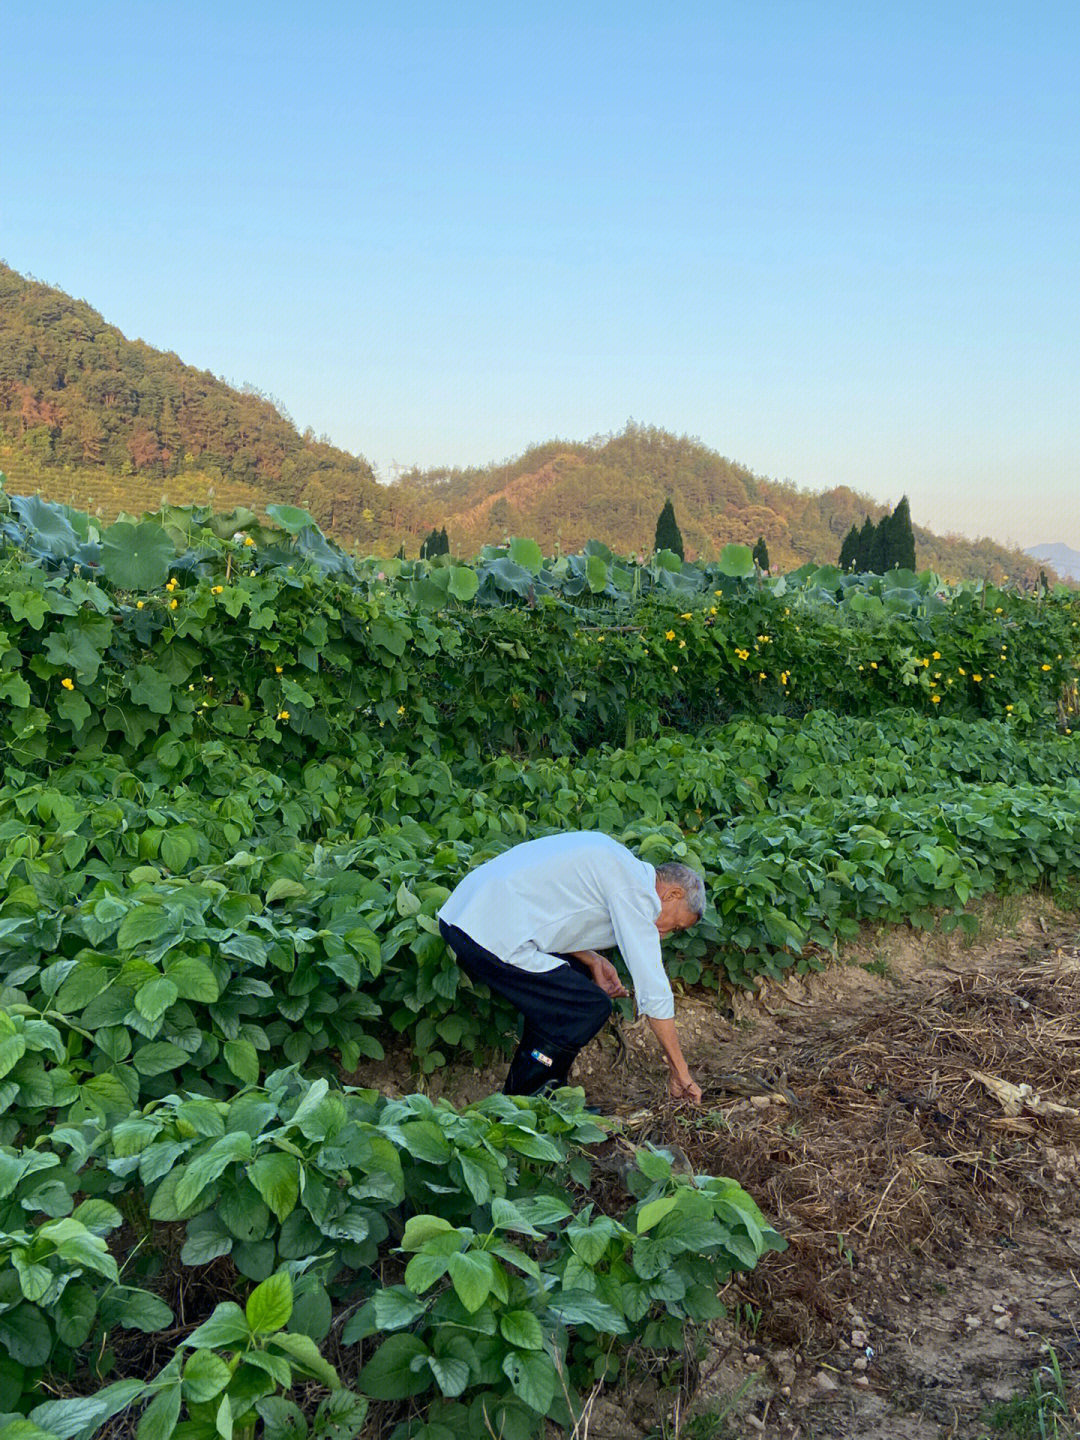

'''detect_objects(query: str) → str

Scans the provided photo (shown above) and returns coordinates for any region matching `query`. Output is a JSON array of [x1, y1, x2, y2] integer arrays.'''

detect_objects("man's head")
[[653, 861, 706, 936]]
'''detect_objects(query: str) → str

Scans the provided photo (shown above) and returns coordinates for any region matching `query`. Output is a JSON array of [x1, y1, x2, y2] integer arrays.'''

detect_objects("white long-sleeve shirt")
[[437, 831, 675, 1019]]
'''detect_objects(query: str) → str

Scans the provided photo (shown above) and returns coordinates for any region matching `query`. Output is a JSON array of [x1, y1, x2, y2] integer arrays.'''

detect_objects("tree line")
[[838, 497, 916, 572], [414, 495, 921, 576]]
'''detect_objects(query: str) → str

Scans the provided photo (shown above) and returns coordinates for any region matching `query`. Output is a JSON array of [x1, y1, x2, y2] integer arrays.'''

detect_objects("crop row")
[[0, 1077, 782, 1439], [0, 537, 1077, 774]]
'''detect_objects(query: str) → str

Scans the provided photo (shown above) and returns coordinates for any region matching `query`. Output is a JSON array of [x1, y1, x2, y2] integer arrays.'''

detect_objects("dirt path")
[[375, 897, 1080, 1439]]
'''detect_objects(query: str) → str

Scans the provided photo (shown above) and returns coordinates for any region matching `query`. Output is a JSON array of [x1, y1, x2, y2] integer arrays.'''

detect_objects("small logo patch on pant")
[[530, 1050, 553, 1066]]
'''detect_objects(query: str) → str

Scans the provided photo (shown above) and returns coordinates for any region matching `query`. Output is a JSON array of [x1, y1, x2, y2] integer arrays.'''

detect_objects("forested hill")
[[0, 265, 1052, 584], [0, 263, 403, 542], [392, 426, 1050, 585]]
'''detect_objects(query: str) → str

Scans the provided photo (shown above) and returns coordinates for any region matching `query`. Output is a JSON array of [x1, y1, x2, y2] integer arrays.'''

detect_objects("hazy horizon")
[[2, 2, 1077, 551]]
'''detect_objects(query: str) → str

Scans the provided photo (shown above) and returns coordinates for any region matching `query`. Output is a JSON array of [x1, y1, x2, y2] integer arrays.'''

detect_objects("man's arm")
[[603, 893, 703, 1104], [569, 949, 628, 997], [646, 1017, 703, 1103], [575, 951, 701, 1103]]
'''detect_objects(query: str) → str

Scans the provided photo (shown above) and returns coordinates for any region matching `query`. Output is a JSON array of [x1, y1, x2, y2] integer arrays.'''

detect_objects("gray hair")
[[654, 861, 706, 919]]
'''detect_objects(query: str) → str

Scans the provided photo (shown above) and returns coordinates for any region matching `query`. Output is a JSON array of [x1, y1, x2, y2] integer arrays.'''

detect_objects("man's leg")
[[439, 922, 612, 1095]]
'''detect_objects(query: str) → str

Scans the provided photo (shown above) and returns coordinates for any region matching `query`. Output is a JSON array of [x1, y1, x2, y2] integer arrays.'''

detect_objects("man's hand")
[[571, 950, 629, 998], [590, 955, 629, 998], [646, 1016, 703, 1106], [668, 1071, 703, 1104]]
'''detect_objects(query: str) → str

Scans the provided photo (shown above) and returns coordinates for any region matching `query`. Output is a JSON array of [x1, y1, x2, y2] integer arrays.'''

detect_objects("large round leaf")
[[12, 495, 79, 559], [882, 568, 919, 590], [266, 504, 318, 535], [100, 522, 175, 591], [448, 566, 479, 602], [410, 576, 448, 610], [482, 558, 535, 597], [717, 544, 754, 579], [806, 564, 844, 589], [654, 548, 684, 572], [585, 554, 610, 593], [508, 537, 544, 573]]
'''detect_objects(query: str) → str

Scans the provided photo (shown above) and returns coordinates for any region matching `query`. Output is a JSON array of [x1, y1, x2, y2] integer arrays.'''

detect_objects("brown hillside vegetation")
[[0, 263, 406, 542], [394, 424, 1052, 585]]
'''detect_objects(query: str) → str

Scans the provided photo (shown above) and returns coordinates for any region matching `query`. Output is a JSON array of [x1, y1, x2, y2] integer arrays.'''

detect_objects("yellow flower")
[[61, 677, 74, 691], [870, 662, 878, 669], [709, 606, 717, 615], [931, 695, 941, 704], [757, 634, 771, 644], [671, 664, 678, 672], [244, 536, 256, 547], [169, 598, 178, 610], [1005, 704, 1014, 712], [188, 684, 195, 691], [932, 651, 941, 660], [858, 664, 864, 671], [678, 640, 686, 649], [277, 710, 290, 721], [1042, 664, 1052, 671], [995, 607, 1003, 613], [972, 674, 982, 682], [921, 658, 930, 667], [397, 705, 406, 716], [211, 585, 224, 595], [988, 673, 995, 679], [735, 647, 750, 661], [165, 578, 177, 592], [665, 629, 676, 641], [275, 665, 283, 674], [758, 671, 767, 680], [958, 667, 966, 676], [136, 600, 144, 609], [714, 590, 723, 597], [680, 612, 693, 620]]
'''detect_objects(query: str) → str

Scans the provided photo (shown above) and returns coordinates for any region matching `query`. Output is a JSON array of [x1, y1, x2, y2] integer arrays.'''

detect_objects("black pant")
[[438, 920, 613, 1095]]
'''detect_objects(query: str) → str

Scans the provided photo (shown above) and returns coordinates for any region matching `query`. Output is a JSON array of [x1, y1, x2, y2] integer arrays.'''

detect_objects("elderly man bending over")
[[437, 831, 704, 1103]]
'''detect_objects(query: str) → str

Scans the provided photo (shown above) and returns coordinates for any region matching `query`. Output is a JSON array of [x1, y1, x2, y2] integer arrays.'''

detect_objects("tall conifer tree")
[[869, 519, 890, 573], [838, 524, 860, 571], [888, 496, 916, 570], [856, 516, 877, 571], [654, 499, 685, 559], [752, 535, 770, 571]]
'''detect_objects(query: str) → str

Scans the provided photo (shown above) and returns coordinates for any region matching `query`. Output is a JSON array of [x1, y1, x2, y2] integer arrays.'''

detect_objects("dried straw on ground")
[[608, 939, 1080, 1350]]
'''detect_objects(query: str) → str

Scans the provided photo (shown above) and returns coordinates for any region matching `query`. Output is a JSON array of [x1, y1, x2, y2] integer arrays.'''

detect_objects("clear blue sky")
[[2, 2, 1077, 548]]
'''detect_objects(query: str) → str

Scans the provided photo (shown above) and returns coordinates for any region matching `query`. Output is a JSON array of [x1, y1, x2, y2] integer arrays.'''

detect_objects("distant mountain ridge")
[[0, 263, 1059, 585], [392, 428, 1055, 585], [1026, 543, 1080, 581]]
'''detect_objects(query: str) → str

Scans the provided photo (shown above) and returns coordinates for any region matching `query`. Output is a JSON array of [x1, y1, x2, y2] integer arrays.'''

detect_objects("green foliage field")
[[0, 492, 1077, 1438]]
